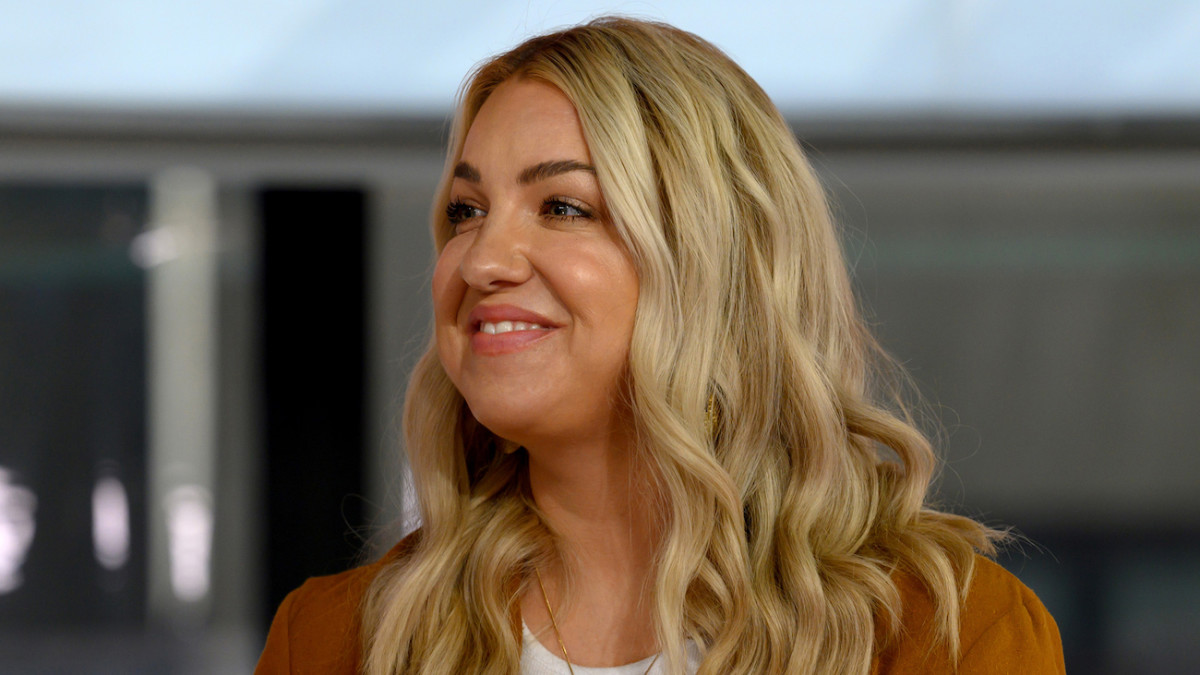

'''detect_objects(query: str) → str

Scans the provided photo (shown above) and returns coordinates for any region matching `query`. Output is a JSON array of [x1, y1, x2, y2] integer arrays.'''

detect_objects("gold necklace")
[[535, 569, 660, 675]]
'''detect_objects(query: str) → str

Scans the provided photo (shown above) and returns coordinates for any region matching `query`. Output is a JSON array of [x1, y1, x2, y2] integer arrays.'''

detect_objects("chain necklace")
[[535, 570, 660, 675]]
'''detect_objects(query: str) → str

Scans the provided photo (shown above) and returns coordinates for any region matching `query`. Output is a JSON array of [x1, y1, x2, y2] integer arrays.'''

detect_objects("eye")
[[446, 200, 485, 228], [542, 198, 592, 220]]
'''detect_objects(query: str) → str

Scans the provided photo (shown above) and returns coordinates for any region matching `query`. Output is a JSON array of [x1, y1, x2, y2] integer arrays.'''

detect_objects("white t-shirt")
[[520, 621, 701, 675]]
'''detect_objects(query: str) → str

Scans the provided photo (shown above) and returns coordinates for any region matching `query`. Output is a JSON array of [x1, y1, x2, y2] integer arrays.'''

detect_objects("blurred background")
[[1, 1, 1197, 672]]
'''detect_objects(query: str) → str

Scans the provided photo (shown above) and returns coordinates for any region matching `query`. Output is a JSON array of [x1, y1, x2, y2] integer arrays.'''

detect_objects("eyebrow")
[[452, 159, 595, 185], [453, 162, 481, 183]]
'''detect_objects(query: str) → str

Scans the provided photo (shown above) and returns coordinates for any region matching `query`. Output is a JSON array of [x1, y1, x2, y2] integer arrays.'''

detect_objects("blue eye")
[[543, 199, 591, 219], [446, 201, 484, 225]]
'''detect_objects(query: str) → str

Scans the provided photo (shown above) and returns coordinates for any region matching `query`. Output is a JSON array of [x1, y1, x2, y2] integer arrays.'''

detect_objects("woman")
[[257, 17, 1064, 675]]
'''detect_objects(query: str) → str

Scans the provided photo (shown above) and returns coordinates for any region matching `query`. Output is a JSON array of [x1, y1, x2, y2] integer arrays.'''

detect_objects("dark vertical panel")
[[259, 188, 366, 626], [0, 184, 147, 627]]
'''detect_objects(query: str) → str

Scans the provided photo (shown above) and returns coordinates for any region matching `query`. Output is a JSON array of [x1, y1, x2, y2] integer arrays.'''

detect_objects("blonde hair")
[[363, 17, 999, 675]]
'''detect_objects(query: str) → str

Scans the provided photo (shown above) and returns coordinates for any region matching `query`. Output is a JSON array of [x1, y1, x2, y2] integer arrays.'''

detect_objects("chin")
[[466, 404, 536, 444]]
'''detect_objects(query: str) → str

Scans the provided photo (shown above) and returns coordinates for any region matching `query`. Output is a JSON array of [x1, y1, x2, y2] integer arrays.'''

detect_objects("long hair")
[[362, 17, 999, 675]]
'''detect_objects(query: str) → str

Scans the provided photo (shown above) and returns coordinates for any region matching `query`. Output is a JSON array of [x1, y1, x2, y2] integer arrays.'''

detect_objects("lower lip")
[[470, 328, 556, 355]]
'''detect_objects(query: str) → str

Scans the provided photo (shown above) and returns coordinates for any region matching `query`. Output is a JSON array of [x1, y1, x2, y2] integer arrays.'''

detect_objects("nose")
[[458, 207, 533, 290]]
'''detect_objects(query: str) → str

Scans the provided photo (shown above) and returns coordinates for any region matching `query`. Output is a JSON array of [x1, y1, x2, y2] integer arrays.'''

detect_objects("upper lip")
[[466, 304, 560, 331]]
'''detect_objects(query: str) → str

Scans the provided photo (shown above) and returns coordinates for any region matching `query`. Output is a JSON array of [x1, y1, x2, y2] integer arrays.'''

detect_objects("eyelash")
[[543, 198, 593, 220], [444, 198, 594, 229], [445, 200, 483, 225]]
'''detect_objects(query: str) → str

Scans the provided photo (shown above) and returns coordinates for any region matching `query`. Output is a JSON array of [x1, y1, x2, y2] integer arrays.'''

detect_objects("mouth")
[[477, 320, 551, 335], [466, 304, 559, 355]]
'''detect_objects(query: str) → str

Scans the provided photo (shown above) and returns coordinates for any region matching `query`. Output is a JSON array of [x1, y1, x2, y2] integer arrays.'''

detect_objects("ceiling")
[[1, 0, 1197, 116]]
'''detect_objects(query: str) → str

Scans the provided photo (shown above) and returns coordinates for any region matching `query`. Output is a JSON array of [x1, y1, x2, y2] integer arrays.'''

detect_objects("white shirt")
[[520, 621, 702, 675]]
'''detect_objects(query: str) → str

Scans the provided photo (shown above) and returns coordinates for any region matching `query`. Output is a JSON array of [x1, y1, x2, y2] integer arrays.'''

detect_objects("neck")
[[520, 427, 664, 667], [525, 427, 661, 579]]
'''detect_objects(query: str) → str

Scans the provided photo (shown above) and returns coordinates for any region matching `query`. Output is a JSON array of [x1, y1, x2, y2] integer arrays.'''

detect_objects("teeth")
[[480, 320, 545, 335]]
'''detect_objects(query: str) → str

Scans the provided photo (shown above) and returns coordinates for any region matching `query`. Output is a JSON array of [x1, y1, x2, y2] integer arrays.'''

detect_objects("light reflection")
[[0, 467, 37, 594], [164, 484, 213, 602], [92, 475, 130, 570], [129, 226, 181, 268]]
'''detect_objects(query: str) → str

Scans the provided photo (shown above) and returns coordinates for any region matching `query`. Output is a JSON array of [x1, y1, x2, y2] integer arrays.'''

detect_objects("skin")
[[432, 78, 661, 667]]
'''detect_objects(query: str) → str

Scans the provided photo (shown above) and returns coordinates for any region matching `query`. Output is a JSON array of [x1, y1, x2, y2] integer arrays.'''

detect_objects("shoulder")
[[254, 534, 419, 675], [954, 558, 1066, 673], [873, 556, 1066, 675]]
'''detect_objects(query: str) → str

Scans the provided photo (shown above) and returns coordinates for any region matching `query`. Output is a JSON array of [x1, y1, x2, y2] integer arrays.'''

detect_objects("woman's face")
[[433, 78, 639, 448]]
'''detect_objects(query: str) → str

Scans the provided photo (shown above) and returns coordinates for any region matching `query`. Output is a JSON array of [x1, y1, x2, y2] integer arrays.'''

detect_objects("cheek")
[[432, 243, 466, 375], [599, 247, 639, 329], [614, 274, 640, 362], [571, 245, 640, 356], [432, 240, 467, 318], [610, 256, 640, 373]]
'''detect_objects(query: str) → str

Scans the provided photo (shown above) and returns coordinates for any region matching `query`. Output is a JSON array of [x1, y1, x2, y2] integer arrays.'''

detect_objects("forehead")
[[460, 78, 592, 170]]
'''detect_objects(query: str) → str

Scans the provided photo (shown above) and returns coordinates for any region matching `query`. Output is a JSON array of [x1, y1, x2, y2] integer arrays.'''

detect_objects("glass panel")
[[0, 184, 148, 628]]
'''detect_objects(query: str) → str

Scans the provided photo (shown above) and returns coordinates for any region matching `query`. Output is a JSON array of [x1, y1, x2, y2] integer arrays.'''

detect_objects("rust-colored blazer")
[[256, 537, 1065, 674]]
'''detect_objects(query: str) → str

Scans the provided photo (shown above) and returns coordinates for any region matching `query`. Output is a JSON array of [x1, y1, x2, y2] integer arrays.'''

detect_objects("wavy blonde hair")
[[362, 17, 999, 675]]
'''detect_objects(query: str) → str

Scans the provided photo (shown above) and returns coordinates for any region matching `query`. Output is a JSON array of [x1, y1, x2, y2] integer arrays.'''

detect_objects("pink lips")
[[466, 303, 559, 355]]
